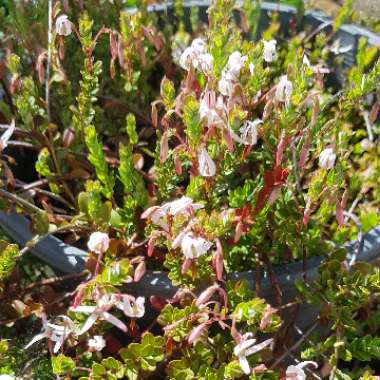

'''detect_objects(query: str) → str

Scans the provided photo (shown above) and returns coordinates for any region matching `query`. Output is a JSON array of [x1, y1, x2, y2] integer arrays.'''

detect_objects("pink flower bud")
[[223, 128, 235, 152], [188, 322, 208, 345], [134, 261, 146, 282], [259, 304, 277, 330], [181, 258, 193, 275], [160, 132, 169, 163], [198, 147, 216, 177], [147, 236, 156, 257], [195, 284, 219, 307], [275, 132, 286, 166], [213, 239, 224, 281], [110, 32, 118, 60], [336, 200, 344, 226], [299, 140, 310, 169]]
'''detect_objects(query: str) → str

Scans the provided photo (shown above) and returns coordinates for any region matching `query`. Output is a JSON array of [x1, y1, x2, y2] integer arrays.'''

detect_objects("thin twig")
[[0, 188, 42, 214], [22, 271, 87, 293], [270, 321, 319, 369], [262, 251, 282, 309]]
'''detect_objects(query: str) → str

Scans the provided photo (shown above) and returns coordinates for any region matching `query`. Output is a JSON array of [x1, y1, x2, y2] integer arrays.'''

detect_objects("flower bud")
[[55, 15, 72, 37], [188, 322, 208, 345], [134, 261, 146, 282], [318, 147, 336, 170], [195, 284, 219, 307], [87, 232, 110, 254], [198, 147, 216, 177]]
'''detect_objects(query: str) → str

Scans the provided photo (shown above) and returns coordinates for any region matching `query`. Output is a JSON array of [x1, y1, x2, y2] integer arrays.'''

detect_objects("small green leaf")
[[51, 354, 75, 375]]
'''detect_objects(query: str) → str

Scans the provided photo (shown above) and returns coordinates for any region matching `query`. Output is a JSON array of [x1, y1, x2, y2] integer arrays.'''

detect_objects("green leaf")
[[51, 354, 75, 375], [84, 125, 115, 199], [167, 359, 195, 380], [119, 333, 164, 378], [126, 113, 138, 145]]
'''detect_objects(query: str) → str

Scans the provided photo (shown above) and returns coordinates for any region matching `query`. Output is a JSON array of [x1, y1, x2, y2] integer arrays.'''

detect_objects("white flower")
[[239, 119, 262, 145], [117, 295, 145, 318], [263, 39, 277, 62], [181, 233, 213, 259], [72, 294, 127, 335], [25, 314, 76, 353], [191, 38, 207, 55], [179, 46, 194, 71], [88, 335, 106, 352], [199, 91, 225, 127], [234, 334, 273, 375], [275, 75, 292, 107], [318, 147, 336, 170], [217, 51, 246, 96], [179, 38, 211, 73], [0, 375, 15, 380], [87, 232, 110, 255], [55, 14, 72, 36], [218, 73, 235, 96], [286, 361, 318, 380], [302, 54, 311, 67], [225, 51, 247, 79], [198, 147, 216, 177], [197, 53, 214, 74]]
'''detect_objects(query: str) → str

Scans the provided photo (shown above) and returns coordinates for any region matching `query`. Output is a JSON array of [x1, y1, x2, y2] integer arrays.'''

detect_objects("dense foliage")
[[0, 0, 379, 378]]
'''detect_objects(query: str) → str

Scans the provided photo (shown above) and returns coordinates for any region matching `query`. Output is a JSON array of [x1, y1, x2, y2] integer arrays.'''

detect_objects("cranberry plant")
[[0, 0, 379, 379]]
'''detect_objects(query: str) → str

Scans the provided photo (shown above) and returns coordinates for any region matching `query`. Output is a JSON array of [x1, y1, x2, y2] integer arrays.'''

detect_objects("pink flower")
[[116, 295, 145, 318], [163, 196, 203, 216], [198, 147, 216, 177], [181, 233, 213, 259], [141, 206, 169, 231], [234, 333, 273, 375], [55, 15, 72, 36], [263, 40, 277, 62], [239, 119, 262, 145], [72, 294, 127, 335], [286, 361, 318, 380], [87, 232, 110, 255], [275, 75, 292, 107], [199, 91, 224, 127], [318, 147, 336, 170]]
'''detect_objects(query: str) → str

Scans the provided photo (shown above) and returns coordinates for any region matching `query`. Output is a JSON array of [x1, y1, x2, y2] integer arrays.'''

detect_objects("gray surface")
[[1, 211, 380, 302]]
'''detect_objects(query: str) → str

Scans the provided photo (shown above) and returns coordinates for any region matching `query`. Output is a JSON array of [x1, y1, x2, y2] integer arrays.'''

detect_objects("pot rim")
[[0, 211, 379, 300]]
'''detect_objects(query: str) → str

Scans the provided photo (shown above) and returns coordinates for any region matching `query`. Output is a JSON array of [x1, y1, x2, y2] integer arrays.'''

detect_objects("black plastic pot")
[[1, 1, 380, 329]]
